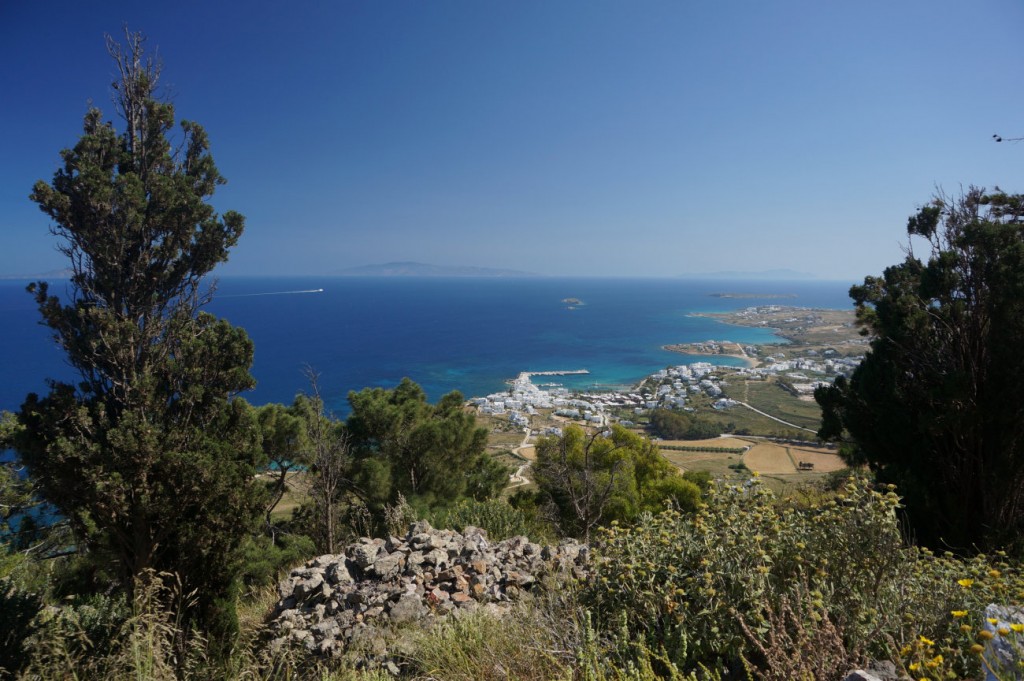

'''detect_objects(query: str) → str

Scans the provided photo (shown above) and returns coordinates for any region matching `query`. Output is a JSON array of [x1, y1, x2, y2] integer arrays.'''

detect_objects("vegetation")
[[817, 188, 1024, 554], [14, 30, 262, 645], [345, 378, 508, 518], [5, 476, 1024, 680], [533, 425, 702, 541], [6, 28, 1024, 681], [649, 409, 721, 441], [585, 476, 1024, 680]]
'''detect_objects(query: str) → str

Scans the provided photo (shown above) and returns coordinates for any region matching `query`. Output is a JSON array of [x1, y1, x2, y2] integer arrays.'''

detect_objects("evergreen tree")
[[256, 402, 309, 542], [534, 424, 701, 540], [345, 378, 503, 512], [15, 31, 262, 641], [816, 188, 1024, 553]]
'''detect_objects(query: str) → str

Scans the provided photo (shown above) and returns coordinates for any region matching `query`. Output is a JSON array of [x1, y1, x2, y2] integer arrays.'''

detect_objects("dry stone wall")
[[267, 521, 588, 664]]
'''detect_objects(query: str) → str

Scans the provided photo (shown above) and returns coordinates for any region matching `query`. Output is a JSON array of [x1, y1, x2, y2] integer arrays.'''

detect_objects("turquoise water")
[[0, 276, 854, 418]]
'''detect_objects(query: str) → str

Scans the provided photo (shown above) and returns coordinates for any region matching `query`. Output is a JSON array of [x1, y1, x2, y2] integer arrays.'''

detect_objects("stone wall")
[[267, 521, 588, 665]]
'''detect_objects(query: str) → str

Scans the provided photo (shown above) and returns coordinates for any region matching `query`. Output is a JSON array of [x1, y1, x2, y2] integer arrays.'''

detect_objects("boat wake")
[[218, 288, 324, 298]]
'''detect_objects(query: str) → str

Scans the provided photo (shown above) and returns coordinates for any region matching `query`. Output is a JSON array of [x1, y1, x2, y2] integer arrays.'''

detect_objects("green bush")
[[584, 477, 1024, 679], [237, 532, 317, 588], [649, 410, 721, 441], [427, 498, 550, 542], [0, 579, 44, 677]]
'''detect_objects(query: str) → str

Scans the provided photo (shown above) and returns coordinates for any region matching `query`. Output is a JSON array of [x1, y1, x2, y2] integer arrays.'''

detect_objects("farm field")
[[742, 439, 844, 475], [741, 379, 823, 431], [657, 437, 751, 480]]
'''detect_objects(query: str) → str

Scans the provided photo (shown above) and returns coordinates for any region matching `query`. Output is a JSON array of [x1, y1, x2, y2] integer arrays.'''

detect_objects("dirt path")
[[508, 463, 531, 487], [735, 401, 816, 433]]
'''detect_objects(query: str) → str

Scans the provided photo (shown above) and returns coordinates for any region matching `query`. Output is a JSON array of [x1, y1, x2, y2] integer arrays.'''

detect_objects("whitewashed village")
[[469, 344, 864, 433]]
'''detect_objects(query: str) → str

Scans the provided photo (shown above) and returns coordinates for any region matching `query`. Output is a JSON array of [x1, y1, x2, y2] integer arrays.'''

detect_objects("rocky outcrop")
[[266, 521, 588, 664]]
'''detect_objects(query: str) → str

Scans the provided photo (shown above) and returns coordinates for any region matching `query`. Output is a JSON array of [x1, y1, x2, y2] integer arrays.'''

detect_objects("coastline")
[[662, 343, 758, 367]]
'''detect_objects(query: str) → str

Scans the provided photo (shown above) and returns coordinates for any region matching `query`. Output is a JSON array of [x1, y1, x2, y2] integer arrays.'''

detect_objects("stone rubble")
[[266, 521, 588, 664]]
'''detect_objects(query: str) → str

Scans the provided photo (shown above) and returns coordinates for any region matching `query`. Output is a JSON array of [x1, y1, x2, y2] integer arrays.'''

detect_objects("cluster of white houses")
[[469, 348, 864, 429]]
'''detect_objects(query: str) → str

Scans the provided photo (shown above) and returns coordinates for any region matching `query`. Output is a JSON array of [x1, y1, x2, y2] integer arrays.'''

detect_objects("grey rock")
[[371, 551, 405, 580], [326, 560, 353, 584], [293, 573, 324, 599], [390, 593, 428, 624], [350, 540, 382, 568], [983, 604, 1024, 681], [268, 523, 589, 666]]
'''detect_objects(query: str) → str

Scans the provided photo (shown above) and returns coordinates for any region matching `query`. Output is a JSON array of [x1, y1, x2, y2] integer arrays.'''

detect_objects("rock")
[[326, 561, 353, 585], [293, 573, 324, 599], [864, 660, 899, 681], [371, 552, 405, 580], [983, 604, 1024, 681], [267, 523, 589, 666], [390, 593, 428, 624], [350, 540, 382, 568], [843, 660, 905, 681]]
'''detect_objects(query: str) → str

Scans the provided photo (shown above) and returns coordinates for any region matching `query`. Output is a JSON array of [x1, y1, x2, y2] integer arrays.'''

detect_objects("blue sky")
[[2, 1, 1023, 280]]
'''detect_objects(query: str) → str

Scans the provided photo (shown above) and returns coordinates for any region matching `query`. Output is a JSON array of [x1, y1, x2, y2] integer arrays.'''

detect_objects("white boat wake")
[[218, 288, 324, 298]]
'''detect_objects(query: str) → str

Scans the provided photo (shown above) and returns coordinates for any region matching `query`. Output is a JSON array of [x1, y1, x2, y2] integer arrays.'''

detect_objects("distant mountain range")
[[679, 269, 818, 280], [337, 261, 539, 278]]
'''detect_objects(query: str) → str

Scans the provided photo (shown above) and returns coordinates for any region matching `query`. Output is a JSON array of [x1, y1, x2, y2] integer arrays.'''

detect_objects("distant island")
[[561, 297, 584, 306], [710, 292, 798, 299], [336, 261, 538, 277]]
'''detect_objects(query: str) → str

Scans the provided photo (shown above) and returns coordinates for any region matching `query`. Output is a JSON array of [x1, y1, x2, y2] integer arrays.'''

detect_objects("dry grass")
[[657, 437, 751, 449], [268, 471, 308, 521], [743, 441, 845, 475], [659, 450, 747, 480]]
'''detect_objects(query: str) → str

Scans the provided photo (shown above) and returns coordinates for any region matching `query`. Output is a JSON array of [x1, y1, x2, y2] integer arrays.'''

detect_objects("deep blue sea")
[[0, 277, 854, 419]]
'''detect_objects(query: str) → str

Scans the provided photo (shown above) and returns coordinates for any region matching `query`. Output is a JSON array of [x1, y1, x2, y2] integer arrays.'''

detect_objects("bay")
[[0, 277, 854, 418]]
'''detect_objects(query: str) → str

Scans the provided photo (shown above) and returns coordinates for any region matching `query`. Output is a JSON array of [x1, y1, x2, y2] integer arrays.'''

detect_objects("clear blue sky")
[[2, 1, 1022, 280]]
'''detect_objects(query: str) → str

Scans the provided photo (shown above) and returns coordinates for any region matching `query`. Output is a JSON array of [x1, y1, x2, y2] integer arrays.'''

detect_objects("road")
[[735, 401, 816, 433]]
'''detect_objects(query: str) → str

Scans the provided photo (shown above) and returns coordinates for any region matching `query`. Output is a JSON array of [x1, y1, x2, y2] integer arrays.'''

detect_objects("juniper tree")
[[16, 31, 263, 642], [816, 188, 1024, 553]]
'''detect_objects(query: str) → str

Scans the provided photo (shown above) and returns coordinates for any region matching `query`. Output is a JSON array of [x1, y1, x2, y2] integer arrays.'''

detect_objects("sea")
[[0, 276, 855, 420]]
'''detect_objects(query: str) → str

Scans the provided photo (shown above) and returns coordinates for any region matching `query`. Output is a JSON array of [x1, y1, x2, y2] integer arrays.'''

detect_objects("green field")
[[741, 379, 823, 430]]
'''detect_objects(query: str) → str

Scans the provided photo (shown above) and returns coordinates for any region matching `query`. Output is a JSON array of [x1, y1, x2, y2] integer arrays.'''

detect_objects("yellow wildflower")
[[1011, 623, 1024, 633], [958, 578, 974, 588], [989, 569, 1002, 578], [988, 618, 999, 625], [951, 610, 968, 618], [998, 627, 1011, 636], [970, 643, 985, 654], [908, 662, 921, 671], [979, 630, 995, 641], [918, 635, 935, 646]]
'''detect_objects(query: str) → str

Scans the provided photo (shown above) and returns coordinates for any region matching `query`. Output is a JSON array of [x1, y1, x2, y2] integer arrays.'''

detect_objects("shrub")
[[427, 498, 549, 542], [0, 579, 44, 677], [583, 477, 1024, 679]]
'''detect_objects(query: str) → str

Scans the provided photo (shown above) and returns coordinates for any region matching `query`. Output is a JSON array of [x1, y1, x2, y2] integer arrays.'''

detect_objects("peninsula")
[[664, 305, 864, 367]]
